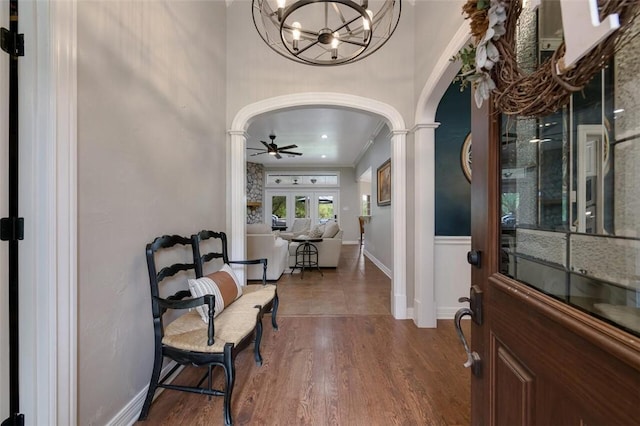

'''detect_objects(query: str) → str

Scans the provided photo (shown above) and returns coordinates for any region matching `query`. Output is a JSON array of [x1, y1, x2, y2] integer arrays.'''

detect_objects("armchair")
[[246, 228, 289, 281]]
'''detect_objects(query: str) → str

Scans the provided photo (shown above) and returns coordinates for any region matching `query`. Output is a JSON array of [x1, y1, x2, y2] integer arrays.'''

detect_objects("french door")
[[265, 190, 339, 229]]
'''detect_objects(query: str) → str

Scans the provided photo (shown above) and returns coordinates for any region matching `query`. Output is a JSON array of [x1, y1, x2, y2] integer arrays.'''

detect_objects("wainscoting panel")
[[435, 236, 472, 319]]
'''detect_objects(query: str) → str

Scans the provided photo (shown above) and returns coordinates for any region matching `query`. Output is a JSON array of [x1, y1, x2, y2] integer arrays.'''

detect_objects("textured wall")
[[77, 2, 227, 424]]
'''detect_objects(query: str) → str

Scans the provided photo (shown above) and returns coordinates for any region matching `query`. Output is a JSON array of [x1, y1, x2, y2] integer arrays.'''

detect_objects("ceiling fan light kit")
[[252, 0, 401, 66]]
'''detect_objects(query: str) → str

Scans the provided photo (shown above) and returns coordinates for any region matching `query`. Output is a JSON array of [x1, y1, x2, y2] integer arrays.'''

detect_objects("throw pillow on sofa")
[[322, 221, 340, 238], [308, 225, 324, 238]]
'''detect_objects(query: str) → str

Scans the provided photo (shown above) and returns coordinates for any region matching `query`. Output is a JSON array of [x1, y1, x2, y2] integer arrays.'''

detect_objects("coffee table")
[[291, 238, 323, 279]]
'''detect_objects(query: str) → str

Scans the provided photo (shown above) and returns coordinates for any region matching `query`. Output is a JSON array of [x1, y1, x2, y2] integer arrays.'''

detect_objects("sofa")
[[288, 220, 343, 268], [246, 223, 289, 281], [278, 218, 311, 241]]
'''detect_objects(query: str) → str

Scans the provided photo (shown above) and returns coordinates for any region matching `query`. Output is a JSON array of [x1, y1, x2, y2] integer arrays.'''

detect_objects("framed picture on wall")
[[377, 158, 391, 206]]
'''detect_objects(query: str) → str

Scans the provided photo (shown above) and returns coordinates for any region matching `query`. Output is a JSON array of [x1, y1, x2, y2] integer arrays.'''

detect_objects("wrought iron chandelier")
[[252, 0, 401, 66]]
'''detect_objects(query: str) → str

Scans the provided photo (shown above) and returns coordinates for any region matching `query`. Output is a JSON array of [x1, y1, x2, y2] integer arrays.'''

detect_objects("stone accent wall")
[[247, 162, 264, 224]]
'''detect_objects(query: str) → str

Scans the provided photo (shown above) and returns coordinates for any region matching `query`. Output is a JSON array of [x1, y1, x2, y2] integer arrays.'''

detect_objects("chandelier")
[[252, 0, 401, 66]]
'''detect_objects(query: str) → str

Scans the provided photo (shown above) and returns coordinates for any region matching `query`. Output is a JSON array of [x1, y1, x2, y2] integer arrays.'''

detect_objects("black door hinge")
[[1, 27, 25, 57], [0, 217, 24, 241]]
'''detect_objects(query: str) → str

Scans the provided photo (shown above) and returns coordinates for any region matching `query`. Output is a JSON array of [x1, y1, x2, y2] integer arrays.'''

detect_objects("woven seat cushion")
[[163, 309, 259, 353], [242, 284, 277, 307]]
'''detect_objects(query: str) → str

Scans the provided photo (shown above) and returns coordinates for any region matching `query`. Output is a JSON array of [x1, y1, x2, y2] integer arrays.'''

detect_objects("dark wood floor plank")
[[138, 245, 470, 425]]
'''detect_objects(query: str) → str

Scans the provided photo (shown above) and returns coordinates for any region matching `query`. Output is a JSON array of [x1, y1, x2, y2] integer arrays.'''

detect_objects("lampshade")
[[252, 0, 401, 66]]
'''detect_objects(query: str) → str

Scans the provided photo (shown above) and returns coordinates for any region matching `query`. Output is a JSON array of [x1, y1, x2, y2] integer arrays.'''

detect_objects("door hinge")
[[1, 27, 25, 57], [0, 217, 24, 241]]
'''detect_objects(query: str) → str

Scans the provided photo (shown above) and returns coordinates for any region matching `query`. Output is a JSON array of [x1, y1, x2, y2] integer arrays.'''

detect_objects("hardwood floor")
[[139, 245, 471, 425]]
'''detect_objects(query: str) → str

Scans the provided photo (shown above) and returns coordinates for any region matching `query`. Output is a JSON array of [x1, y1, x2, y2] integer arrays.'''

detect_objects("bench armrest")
[[156, 294, 216, 345], [228, 258, 268, 284]]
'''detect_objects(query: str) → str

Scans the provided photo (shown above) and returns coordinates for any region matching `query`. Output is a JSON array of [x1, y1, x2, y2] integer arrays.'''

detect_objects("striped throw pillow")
[[188, 264, 243, 323]]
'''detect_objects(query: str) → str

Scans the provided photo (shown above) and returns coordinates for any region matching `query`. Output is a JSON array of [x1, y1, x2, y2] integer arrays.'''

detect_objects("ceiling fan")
[[247, 134, 303, 160]]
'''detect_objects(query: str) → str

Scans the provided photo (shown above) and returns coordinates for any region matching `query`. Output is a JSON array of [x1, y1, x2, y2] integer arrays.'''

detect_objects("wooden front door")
[[462, 9, 640, 425]]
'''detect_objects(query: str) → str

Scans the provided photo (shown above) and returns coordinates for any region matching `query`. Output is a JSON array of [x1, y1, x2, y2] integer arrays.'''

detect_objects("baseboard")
[[406, 307, 414, 321], [106, 361, 184, 426], [363, 249, 392, 278], [437, 306, 469, 320]]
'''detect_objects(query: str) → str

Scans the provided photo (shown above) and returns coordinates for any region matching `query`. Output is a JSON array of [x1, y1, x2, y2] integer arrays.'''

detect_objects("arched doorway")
[[229, 92, 408, 318]]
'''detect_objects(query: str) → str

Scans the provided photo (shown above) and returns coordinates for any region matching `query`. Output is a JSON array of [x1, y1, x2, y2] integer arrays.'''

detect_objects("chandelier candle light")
[[252, 0, 401, 65]]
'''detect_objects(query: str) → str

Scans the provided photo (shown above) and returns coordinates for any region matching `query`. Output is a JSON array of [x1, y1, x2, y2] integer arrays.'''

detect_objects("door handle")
[[458, 284, 483, 325], [454, 308, 482, 377]]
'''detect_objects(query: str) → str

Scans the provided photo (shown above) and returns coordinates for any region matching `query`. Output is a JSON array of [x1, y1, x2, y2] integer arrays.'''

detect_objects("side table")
[[291, 238, 323, 279]]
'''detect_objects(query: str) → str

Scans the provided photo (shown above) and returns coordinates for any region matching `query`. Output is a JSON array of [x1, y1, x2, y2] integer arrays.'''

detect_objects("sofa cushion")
[[247, 223, 272, 234], [290, 218, 311, 233], [188, 264, 243, 322], [308, 225, 325, 238], [322, 221, 340, 238]]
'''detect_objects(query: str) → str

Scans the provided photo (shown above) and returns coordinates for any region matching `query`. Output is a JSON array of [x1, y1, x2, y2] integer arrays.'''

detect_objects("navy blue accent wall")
[[435, 83, 471, 236]]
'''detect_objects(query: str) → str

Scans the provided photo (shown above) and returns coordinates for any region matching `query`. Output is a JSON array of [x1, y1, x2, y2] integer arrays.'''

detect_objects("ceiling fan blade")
[[250, 152, 267, 156], [275, 152, 282, 159], [246, 147, 266, 151], [279, 151, 303, 156], [260, 140, 271, 150], [277, 144, 298, 151]]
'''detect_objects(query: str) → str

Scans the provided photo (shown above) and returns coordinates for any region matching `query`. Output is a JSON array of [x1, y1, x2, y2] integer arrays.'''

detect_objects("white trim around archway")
[[413, 22, 470, 327], [229, 92, 409, 319]]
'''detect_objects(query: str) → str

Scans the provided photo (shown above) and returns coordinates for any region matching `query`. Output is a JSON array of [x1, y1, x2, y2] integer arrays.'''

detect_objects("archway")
[[229, 92, 408, 318]]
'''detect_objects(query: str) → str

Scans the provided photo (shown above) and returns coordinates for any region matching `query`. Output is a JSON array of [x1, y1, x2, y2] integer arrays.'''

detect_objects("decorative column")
[[228, 130, 247, 284], [391, 129, 408, 319], [413, 123, 439, 327]]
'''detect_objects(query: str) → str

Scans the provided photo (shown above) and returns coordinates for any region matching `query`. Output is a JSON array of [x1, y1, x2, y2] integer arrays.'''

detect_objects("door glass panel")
[[295, 195, 309, 219], [317, 195, 335, 224], [500, 10, 640, 337], [270, 195, 287, 230]]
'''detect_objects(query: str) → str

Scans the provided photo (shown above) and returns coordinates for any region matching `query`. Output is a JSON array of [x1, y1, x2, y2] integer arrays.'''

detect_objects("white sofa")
[[278, 218, 311, 241], [288, 221, 343, 268], [246, 223, 289, 281]]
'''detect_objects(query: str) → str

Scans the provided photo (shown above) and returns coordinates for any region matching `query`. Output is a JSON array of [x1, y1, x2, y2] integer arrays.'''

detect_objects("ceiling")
[[245, 107, 385, 167]]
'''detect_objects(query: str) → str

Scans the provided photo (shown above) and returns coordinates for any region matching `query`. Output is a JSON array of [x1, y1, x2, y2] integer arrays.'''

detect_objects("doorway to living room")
[[229, 93, 408, 319]]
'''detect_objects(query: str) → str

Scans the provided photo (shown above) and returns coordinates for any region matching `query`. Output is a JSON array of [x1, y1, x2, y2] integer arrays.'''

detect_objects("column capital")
[[227, 129, 247, 137], [412, 122, 440, 132]]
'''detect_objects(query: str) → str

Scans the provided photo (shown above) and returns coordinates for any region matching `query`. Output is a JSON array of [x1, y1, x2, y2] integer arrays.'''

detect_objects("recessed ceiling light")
[[321, 134, 328, 139], [321, 155, 327, 158]]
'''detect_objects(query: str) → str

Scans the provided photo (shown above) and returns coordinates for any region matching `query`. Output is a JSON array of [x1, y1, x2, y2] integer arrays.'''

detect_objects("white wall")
[[225, 1, 416, 128], [77, 2, 227, 424], [413, 0, 467, 108], [435, 237, 472, 318]]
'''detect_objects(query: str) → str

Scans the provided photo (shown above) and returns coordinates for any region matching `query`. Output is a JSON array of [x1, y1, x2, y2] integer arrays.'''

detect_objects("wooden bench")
[[138, 231, 278, 425]]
